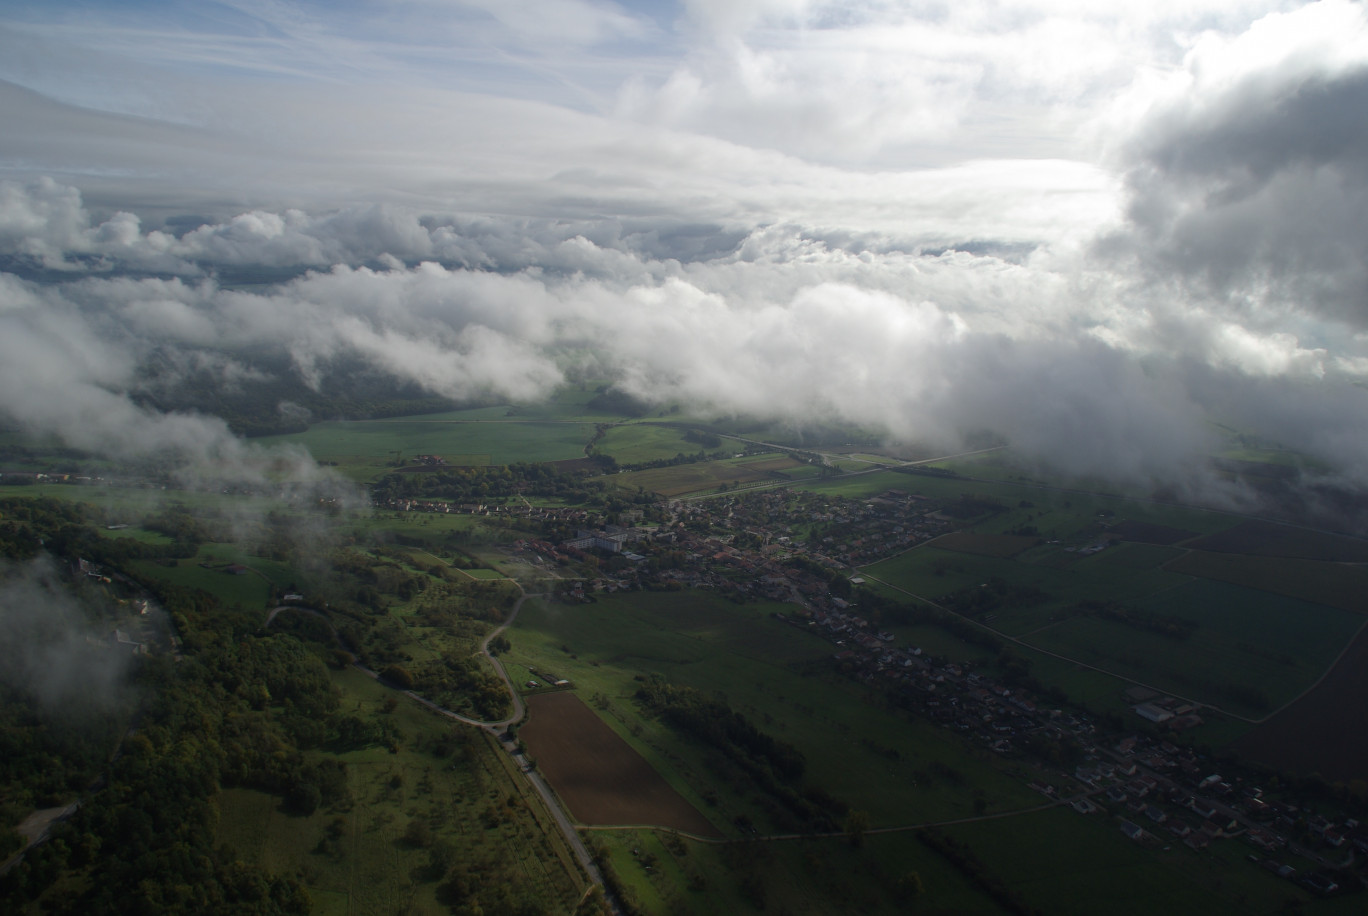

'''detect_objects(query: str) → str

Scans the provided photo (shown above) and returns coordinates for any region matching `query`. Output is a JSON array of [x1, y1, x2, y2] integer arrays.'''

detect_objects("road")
[[267, 584, 620, 911]]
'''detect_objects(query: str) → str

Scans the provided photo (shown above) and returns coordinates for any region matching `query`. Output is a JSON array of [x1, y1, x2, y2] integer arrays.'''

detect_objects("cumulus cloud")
[[6, 180, 1368, 501], [1104, 0, 1368, 328], [5, 2, 1368, 511]]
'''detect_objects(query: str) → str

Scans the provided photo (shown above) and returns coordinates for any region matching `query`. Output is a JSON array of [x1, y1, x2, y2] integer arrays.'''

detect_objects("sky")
[[3, 0, 1368, 502]]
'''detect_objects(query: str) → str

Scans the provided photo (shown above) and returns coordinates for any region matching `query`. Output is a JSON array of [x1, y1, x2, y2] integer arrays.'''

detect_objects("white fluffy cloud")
[[3, 2, 1368, 504]]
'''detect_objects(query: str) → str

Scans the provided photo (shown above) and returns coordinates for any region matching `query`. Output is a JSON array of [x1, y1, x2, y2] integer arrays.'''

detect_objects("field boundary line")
[[1251, 614, 1368, 725], [856, 572, 1261, 724]]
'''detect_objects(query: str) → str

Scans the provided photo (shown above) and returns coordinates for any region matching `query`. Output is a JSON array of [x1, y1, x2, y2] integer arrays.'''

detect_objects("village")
[[376, 480, 1366, 889]]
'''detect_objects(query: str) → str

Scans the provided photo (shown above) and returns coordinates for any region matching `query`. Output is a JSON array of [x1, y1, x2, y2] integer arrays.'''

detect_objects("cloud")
[[627, 1, 1298, 164], [4, 188, 1361, 499], [0, 556, 135, 719], [1104, 0, 1368, 328]]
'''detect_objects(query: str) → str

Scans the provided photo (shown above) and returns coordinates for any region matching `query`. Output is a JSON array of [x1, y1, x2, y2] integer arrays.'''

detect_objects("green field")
[[941, 807, 1320, 916], [592, 827, 1010, 915], [255, 418, 595, 480], [608, 453, 808, 497], [1169, 551, 1368, 613], [594, 424, 702, 464], [128, 543, 294, 610], [509, 591, 1043, 839]]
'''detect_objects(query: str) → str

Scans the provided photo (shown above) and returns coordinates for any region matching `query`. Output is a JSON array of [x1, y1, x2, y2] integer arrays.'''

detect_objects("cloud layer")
[[2, 1, 1368, 503]]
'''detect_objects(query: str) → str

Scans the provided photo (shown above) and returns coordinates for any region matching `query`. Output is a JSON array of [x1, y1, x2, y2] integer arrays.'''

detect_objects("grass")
[[217, 666, 585, 915], [594, 424, 700, 464], [1168, 552, 1368, 614], [508, 591, 1042, 838], [128, 544, 295, 610], [592, 826, 1011, 915], [942, 806, 1313, 916], [607, 453, 806, 497], [254, 418, 595, 481]]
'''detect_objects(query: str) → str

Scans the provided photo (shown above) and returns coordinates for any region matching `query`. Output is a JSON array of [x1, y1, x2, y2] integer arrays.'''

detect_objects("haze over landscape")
[[3, 0, 1368, 500], [10, 5, 1368, 915]]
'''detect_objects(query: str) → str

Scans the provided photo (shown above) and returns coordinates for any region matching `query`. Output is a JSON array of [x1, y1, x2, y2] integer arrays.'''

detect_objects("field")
[[1184, 519, 1368, 561], [940, 806, 1320, 916], [1018, 575, 1363, 719], [591, 827, 1009, 915], [507, 591, 1044, 838], [128, 543, 293, 610], [255, 418, 594, 479], [521, 692, 719, 835], [933, 531, 1041, 558], [859, 498, 1367, 721], [608, 453, 807, 497], [1233, 620, 1368, 782], [1166, 551, 1368, 614], [593, 424, 702, 464], [1109, 519, 1199, 545]]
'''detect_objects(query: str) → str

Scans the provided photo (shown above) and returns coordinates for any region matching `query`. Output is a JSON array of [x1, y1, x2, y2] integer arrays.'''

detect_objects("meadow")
[[255, 418, 595, 480], [592, 424, 702, 464], [607, 453, 808, 497], [507, 591, 1045, 838], [127, 543, 294, 610]]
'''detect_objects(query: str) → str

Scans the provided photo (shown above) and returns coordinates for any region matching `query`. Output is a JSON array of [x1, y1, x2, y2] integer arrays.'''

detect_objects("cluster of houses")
[[1087, 733, 1367, 892]]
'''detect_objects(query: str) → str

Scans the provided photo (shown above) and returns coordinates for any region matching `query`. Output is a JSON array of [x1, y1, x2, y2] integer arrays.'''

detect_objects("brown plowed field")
[[520, 692, 720, 836], [1232, 623, 1368, 783]]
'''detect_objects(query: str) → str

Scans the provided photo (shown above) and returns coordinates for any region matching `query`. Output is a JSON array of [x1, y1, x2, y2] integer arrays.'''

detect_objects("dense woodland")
[[0, 498, 405, 914]]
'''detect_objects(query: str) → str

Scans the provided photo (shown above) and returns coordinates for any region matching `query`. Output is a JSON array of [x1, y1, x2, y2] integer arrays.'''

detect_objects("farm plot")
[[1108, 520, 1198, 545], [609, 454, 804, 497], [509, 593, 1041, 834], [521, 692, 720, 836], [594, 424, 700, 464], [933, 531, 1040, 558], [1166, 551, 1368, 614], [941, 806, 1299, 916], [1233, 621, 1368, 783], [1184, 519, 1368, 561], [255, 418, 594, 470]]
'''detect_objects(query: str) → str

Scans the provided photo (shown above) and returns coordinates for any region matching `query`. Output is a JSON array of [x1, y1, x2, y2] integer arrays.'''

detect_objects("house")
[[1119, 820, 1146, 841]]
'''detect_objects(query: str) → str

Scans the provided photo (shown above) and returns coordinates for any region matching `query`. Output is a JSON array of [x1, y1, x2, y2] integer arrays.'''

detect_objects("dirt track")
[[520, 692, 720, 836]]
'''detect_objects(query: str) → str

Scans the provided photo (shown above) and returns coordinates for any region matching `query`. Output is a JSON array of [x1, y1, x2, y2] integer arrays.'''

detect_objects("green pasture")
[[606, 452, 805, 497], [592, 826, 1008, 916], [349, 511, 537, 550], [861, 543, 1192, 638], [1169, 552, 1368, 614], [129, 544, 295, 610], [509, 591, 1042, 837], [254, 418, 594, 480], [594, 424, 701, 464], [99, 526, 175, 545], [24, 483, 284, 516], [943, 806, 1314, 916], [216, 666, 584, 915]]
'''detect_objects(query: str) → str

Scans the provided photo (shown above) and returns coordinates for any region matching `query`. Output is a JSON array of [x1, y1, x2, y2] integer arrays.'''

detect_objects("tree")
[[844, 809, 870, 848]]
